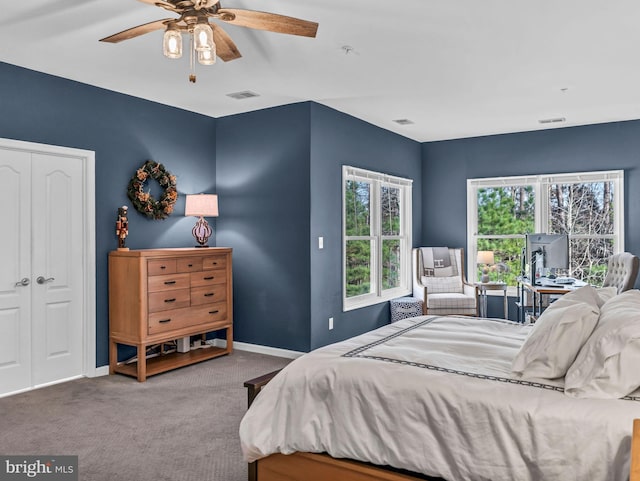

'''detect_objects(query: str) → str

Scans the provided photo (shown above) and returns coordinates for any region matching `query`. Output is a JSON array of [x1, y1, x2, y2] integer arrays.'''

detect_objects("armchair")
[[412, 247, 479, 316], [602, 252, 639, 294]]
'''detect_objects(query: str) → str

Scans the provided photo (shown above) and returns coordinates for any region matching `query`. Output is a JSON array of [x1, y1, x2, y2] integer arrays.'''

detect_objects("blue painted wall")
[[422, 121, 640, 318], [215, 103, 312, 352], [309, 104, 422, 349], [215, 102, 422, 352], [0, 62, 217, 367], [5, 59, 640, 360]]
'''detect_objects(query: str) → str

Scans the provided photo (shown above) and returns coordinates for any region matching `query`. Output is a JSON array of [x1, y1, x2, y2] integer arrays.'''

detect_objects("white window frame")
[[467, 170, 624, 294], [343, 166, 413, 311]]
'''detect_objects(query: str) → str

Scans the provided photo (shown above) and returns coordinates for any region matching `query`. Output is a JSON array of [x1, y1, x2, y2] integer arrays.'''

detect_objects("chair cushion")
[[421, 276, 463, 294], [427, 293, 476, 310]]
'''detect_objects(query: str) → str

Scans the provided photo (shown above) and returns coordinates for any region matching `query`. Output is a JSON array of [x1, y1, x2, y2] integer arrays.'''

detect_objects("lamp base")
[[192, 217, 213, 248], [193, 245, 210, 248]]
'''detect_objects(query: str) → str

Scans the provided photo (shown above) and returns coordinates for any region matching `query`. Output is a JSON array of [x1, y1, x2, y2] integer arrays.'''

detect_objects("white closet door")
[[31, 153, 84, 387], [0, 147, 85, 396], [0, 149, 33, 394]]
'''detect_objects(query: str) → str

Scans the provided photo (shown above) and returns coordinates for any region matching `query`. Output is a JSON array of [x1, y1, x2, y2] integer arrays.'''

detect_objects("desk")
[[477, 282, 508, 319], [517, 278, 584, 322]]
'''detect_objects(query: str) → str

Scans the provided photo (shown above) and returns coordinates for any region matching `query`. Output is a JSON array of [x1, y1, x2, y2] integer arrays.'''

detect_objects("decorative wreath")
[[127, 160, 178, 220]]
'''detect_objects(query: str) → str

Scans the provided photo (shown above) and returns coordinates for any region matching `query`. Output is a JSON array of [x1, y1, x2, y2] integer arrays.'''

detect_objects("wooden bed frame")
[[243, 371, 443, 481], [632, 418, 640, 481]]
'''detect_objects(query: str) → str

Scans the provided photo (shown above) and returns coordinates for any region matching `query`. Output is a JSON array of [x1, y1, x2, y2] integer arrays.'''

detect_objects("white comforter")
[[239, 315, 640, 481]]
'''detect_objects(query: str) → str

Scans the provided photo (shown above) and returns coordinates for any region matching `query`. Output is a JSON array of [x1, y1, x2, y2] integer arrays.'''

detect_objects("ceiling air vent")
[[226, 90, 260, 100], [538, 117, 566, 125], [393, 119, 414, 125]]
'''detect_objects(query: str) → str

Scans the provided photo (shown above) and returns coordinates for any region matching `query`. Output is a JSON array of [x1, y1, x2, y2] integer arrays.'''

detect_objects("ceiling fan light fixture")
[[193, 22, 214, 52], [163, 26, 182, 59], [198, 46, 216, 65]]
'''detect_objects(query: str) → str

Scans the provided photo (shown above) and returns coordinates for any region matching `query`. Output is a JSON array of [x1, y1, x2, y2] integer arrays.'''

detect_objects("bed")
[[240, 287, 640, 481]]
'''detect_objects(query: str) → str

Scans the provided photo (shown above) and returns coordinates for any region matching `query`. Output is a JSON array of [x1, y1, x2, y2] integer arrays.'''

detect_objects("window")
[[467, 170, 624, 289], [343, 166, 413, 311]]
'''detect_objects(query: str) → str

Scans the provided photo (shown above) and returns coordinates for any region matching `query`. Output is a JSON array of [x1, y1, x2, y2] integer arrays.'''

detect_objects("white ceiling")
[[1, 0, 640, 142]]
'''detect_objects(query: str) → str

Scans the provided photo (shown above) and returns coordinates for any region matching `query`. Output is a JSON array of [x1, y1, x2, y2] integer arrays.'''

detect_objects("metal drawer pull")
[[164, 298, 176, 303], [209, 310, 220, 315], [159, 318, 171, 323], [204, 293, 214, 297], [204, 276, 214, 280], [36, 276, 55, 284], [188, 264, 193, 267], [164, 280, 177, 285], [160, 265, 167, 269]]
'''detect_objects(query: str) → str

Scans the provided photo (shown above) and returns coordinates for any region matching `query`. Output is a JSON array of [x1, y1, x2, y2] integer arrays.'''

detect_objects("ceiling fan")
[[100, 0, 318, 82]]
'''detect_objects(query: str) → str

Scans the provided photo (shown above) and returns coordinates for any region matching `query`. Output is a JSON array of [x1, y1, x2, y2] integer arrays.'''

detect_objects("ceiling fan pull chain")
[[189, 32, 197, 83]]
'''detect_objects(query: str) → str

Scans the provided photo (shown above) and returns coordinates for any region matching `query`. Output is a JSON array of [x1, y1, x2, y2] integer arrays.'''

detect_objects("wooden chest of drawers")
[[108, 247, 233, 381]]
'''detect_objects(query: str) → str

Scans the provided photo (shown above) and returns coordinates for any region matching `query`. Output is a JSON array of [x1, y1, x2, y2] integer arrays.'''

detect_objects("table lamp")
[[477, 251, 495, 283], [185, 194, 218, 247]]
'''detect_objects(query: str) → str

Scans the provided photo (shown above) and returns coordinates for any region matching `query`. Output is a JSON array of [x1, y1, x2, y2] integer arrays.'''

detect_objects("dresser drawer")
[[191, 271, 226, 287], [203, 256, 227, 270], [177, 257, 203, 273], [148, 273, 191, 292], [148, 308, 199, 335], [190, 302, 228, 324], [191, 285, 227, 306], [148, 259, 177, 276], [148, 288, 191, 313], [147, 302, 229, 334]]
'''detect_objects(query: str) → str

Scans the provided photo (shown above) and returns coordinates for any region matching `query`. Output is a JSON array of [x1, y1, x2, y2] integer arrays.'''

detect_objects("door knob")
[[15, 278, 30, 287], [36, 276, 55, 285]]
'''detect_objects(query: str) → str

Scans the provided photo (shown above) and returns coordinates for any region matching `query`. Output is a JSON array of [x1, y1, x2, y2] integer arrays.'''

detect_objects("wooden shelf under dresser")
[[108, 247, 233, 381]]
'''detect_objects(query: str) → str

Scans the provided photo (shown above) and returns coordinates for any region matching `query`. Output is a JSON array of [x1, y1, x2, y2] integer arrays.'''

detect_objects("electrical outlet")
[[329, 317, 334, 330]]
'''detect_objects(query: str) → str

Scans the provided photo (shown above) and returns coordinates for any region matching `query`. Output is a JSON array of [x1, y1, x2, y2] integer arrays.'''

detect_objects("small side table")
[[477, 282, 508, 319], [389, 297, 423, 322]]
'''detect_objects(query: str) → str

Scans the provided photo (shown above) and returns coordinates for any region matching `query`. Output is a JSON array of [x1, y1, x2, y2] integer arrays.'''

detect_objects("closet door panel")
[[0, 148, 33, 393], [31, 153, 84, 386]]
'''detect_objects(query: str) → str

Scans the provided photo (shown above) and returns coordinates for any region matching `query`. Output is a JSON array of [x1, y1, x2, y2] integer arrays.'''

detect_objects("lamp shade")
[[477, 250, 495, 265], [185, 194, 218, 217]]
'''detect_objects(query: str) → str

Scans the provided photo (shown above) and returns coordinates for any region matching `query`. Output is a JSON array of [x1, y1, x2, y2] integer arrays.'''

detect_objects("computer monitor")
[[526, 233, 569, 278]]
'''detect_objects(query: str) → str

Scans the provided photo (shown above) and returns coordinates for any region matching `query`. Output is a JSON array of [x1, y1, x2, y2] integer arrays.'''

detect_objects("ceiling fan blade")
[[217, 9, 318, 38], [100, 19, 173, 43], [136, 0, 179, 12], [212, 25, 242, 62]]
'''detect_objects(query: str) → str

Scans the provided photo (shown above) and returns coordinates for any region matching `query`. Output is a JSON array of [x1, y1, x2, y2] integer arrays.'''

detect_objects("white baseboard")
[[209, 339, 304, 360], [90, 341, 303, 379], [94, 365, 110, 377]]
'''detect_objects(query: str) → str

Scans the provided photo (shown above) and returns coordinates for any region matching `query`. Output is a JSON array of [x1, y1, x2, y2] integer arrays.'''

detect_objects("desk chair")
[[602, 252, 639, 294]]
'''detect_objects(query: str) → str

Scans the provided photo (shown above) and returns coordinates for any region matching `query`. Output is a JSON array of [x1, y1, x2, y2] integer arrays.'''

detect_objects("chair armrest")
[[244, 369, 282, 408], [412, 248, 427, 314], [462, 282, 479, 315]]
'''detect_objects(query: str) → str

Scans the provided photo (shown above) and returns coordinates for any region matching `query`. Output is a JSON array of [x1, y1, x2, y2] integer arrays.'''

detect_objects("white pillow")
[[595, 286, 618, 307], [512, 285, 601, 379], [565, 289, 640, 399]]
